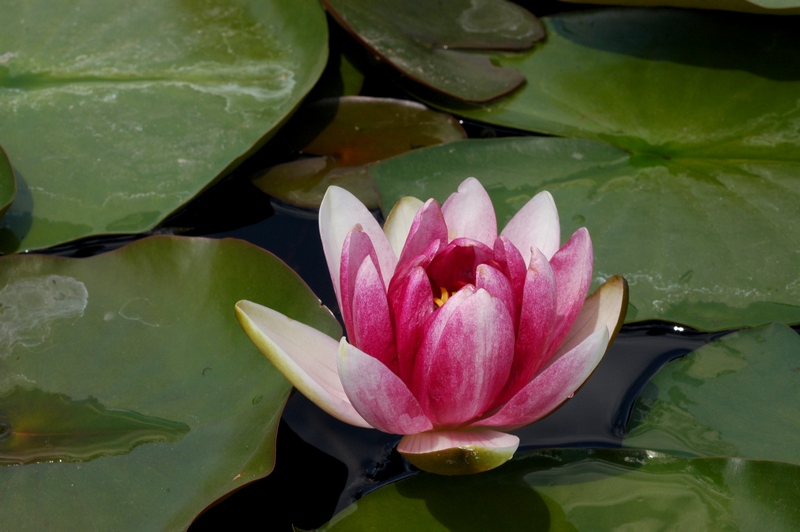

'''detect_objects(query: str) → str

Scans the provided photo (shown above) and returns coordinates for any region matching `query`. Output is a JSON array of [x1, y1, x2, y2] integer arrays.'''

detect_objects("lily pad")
[[0, 236, 340, 530], [318, 448, 800, 531], [322, 0, 544, 102], [625, 324, 800, 464], [369, 137, 800, 331], [561, 0, 800, 14], [253, 96, 466, 209], [0, 145, 14, 221], [0, 0, 328, 253]]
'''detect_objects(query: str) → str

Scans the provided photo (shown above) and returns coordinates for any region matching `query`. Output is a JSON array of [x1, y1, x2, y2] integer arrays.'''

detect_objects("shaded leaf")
[[0, 145, 14, 221], [369, 137, 800, 330], [562, 0, 800, 14], [322, 0, 543, 102], [0, 236, 340, 530], [253, 97, 465, 209], [625, 324, 800, 464], [0, 0, 328, 253], [319, 449, 800, 531]]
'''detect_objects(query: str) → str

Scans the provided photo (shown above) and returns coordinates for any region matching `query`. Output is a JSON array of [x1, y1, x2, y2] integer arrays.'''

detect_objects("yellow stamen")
[[433, 286, 450, 308]]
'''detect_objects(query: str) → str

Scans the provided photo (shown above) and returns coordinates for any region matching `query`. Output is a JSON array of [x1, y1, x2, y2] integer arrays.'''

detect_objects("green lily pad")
[[0, 0, 328, 253], [0, 145, 14, 221], [369, 137, 800, 331], [562, 0, 800, 14], [429, 9, 800, 156], [0, 236, 340, 530], [625, 324, 800, 464], [318, 449, 800, 531], [253, 96, 465, 209], [322, 0, 544, 102]]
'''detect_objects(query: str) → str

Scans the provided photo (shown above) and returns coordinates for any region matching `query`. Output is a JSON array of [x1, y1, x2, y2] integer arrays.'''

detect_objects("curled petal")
[[320, 186, 397, 305], [547, 227, 593, 358], [397, 199, 448, 271], [351, 248, 397, 369], [412, 287, 515, 426], [500, 190, 560, 263], [558, 274, 628, 357], [441, 177, 497, 246], [383, 196, 424, 259], [398, 430, 519, 475], [492, 236, 527, 300], [235, 300, 371, 428], [476, 263, 517, 326], [475, 326, 610, 431], [388, 265, 435, 383], [338, 339, 433, 434]]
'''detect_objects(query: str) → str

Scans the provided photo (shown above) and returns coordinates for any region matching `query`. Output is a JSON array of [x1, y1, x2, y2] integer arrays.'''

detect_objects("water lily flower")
[[236, 178, 627, 475]]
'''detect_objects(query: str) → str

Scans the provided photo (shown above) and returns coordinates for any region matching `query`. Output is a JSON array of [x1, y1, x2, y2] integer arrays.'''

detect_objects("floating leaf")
[[0, 0, 328, 253], [0, 145, 14, 221], [562, 0, 800, 14], [625, 324, 800, 464], [318, 449, 800, 531], [0, 236, 340, 530], [253, 97, 465, 209], [322, 0, 544, 102], [369, 137, 800, 330], [0, 387, 189, 465]]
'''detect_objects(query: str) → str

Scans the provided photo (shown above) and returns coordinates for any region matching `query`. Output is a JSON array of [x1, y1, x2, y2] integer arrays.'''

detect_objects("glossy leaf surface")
[[369, 137, 800, 330], [563, 0, 800, 14], [0, 236, 340, 530], [625, 324, 800, 464], [322, 0, 543, 102], [0, 0, 328, 253], [319, 449, 800, 531], [0, 146, 13, 221], [253, 97, 465, 209]]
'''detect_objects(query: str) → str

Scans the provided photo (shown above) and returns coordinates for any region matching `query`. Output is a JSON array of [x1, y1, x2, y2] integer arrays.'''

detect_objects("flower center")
[[433, 286, 451, 308]]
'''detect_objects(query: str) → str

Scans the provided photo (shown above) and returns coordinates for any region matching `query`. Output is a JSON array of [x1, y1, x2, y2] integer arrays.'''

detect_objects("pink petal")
[[475, 326, 609, 431], [383, 196, 424, 259], [558, 274, 628, 357], [397, 429, 519, 475], [397, 199, 448, 271], [491, 248, 557, 408], [425, 238, 493, 293], [338, 227, 377, 343], [475, 263, 517, 327], [388, 264, 435, 384], [351, 246, 397, 369], [320, 186, 397, 306], [235, 300, 371, 428], [500, 190, 560, 263], [338, 339, 433, 434], [492, 236, 527, 300], [441, 177, 498, 246], [412, 287, 515, 427], [547, 227, 593, 358]]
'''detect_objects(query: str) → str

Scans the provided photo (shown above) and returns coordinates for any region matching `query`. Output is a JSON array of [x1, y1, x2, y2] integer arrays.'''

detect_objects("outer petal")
[[547, 227, 593, 358], [558, 274, 628, 357], [383, 196, 424, 259], [474, 326, 610, 431], [441, 177, 497, 246], [338, 339, 433, 434], [491, 248, 557, 408], [351, 249, 397, 368], [235, 300, 371, 428], [398, 430, 519, 475], [412, 287, 515, 427], [396, 199, 448, 271], [500, 190, 560, 263], [320, 186, 397, 305]]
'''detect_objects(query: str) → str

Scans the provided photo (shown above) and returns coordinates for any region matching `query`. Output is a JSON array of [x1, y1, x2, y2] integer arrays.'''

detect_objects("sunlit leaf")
[[562, 0, 800, 14], [318, 449, 800, 531], [0, 146, 14, 221], [625, 324, 800, 464], [0, 0, 328, 253], [0, 236, 340, 530], [369, 137, 800, 331], [253, 97, 465, 209], [322, 0, 544, 102]]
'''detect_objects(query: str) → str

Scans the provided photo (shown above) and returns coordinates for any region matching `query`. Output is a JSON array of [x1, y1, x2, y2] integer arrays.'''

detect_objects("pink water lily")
[[236, 177, 627, 475]]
